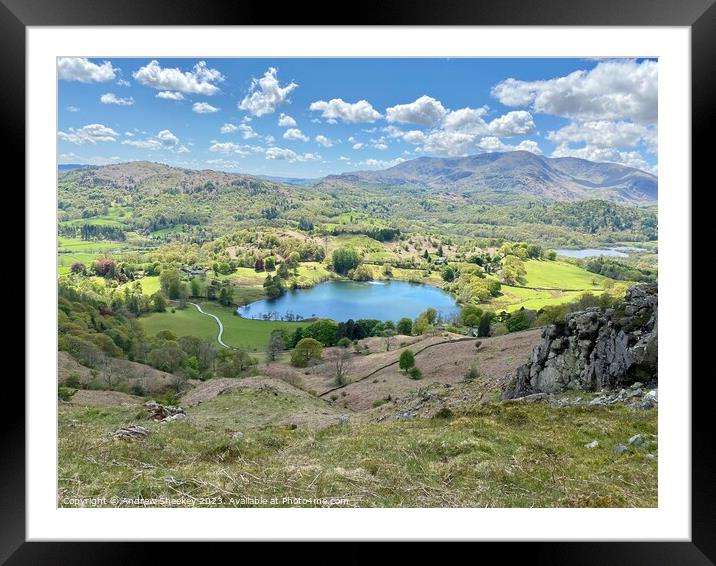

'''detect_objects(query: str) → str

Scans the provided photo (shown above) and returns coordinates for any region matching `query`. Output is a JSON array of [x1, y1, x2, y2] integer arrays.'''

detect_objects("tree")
[[254, 257, 265, 271], [328, 349, 353, 385], [70, 262, 86, 275], [382, 328, 397, 351], [399, 349, 416, 373], [159, 268, 182, 299], [500, 256, 527, 286], [332, 247, 361, 275], [264, 256, 276, 271], [460, 304, 483, 327], [396, 317, 413, 336], [352, 264, 374, 281], [151, 292, 168, 312], [478, 312, 493, 337], [290, 338, 323, 367], [441, 265, 456, 282], [266, 331, 285, 362], [215, 348, 257, 377], [277, 262, 290, 279], [286, 252, 301, 269], [505, 309, 531, 333], [305, 319, 339, 346]]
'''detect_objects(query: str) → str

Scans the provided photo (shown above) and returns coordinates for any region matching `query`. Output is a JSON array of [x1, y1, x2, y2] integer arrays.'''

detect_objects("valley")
[[57, 154, 658, 508]]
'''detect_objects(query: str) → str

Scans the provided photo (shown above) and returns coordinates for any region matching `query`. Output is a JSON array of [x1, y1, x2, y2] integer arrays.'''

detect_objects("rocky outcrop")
[[503, 284, 657, 398]]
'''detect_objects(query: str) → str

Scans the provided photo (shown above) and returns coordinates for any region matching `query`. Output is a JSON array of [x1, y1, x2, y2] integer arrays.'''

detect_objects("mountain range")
[[318, 151, 657, 205], [59, 151, 657, 206]]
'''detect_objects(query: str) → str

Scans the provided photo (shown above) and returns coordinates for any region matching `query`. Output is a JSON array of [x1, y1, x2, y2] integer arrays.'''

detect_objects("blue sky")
[[58, 57, 657, 177]]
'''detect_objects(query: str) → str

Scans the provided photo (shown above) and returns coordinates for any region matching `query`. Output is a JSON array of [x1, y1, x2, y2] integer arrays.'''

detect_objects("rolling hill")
[[317, 151, 657, 205]]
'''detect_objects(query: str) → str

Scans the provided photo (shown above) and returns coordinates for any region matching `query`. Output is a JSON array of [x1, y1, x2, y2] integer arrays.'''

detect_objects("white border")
[[27, 26, 691, 541]]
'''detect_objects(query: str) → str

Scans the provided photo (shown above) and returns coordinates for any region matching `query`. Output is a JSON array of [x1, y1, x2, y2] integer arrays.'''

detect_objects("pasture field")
[[492, 286, 599, 312], [523, 260, 609, 290], [139, 301, 301, 352]]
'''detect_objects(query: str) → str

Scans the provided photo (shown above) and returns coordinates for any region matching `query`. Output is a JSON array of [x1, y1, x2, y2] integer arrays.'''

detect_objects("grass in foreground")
[[58, 398, 657, 508]]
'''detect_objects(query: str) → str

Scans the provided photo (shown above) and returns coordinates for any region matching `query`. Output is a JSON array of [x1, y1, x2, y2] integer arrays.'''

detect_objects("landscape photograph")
[[57, 56, 658, 508]]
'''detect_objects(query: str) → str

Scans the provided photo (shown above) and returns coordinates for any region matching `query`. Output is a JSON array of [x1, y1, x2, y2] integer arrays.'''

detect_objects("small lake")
[[237, 280, 460, 322], [555, 246, 645, 259]]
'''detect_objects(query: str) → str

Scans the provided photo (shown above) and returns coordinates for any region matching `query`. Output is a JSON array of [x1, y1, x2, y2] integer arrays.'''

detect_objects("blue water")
[[237, 280, 460, 322], [555, 247, 644, 259]]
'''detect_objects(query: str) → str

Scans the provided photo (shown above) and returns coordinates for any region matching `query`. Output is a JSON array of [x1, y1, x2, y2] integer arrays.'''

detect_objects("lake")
[[555, 246, 645, 259], [237, 280, 460, 322]]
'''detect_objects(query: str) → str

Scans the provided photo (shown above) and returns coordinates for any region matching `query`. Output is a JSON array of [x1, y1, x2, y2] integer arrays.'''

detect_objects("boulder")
[[504, 284, 657, 398]]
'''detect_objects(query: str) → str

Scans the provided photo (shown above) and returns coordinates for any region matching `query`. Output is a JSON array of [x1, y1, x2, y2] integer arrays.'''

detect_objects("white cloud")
[[209, 142, 250, 155], [547, 120, 656, 152], [278, 113, 297, 127], [309, 98, 382, 123], [385, 95, 447, 126], [116, 79, 131, 87], [100, 92, 135, 106], [59, 153, 122, 165], [58, 123, 119, 145], [315, 135, 333, 147], [359, 157, 407, 169], [352, 143, 365, 150], [492, 59, 657, 124], [121, 129, 184, 152], [133, 60, 224, 95], [265, 147, 320, 162], [551, 143, 654, 173], [58, 57, 117, 83], [66, 106, 80, 113], [488, 111, 535, 136], [156, 91, 184, 101], [220, 123, 238, 134], [192, 102, 219, 114], [239, 67, 297, 117], [442, 106, 490, 133], [402, 130, 427, 144], [238, 124, 258, 140], [283, 128, 309, 142]]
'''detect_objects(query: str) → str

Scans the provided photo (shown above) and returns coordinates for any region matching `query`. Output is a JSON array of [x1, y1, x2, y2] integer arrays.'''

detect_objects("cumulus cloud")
[[359, 157, 407, 168], [265, 147, 320, 162], [209, 142, 250, 156], [121, 129, 186, 152], [239, 67, 297, 117], [156, 91, 184, 101], [492, 59, 657, 124], [385, 95, 447, 126], [100, 92, 134, 106], [58, 123, 119, 145], [66, 106, 80, 112], [551, 143, 654, 174], [133, 60, 224, 95], [58, 57, 117, 83], [283, 128, 309, 142], [309, 98, 382, 123], [116, 79, 131, 87], [192, 102, 219, 114], [278, 113, 297, 127], [220, 123, 238, 134], [315, 135, 333, 147], [442, 106, 490, 133], [488, 111, 535, 136], [237, 124, 258, 139], [352, 142, 365, 150], [547, 120, 657, 152]]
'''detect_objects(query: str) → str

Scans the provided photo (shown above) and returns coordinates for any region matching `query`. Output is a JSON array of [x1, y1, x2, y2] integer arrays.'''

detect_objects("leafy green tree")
[[290, 338, 323, 367], [396, 317, 413, 335], [286, 252, 301, 269], [352, 264, 374, 281], [215, 349, 257, 377], [505, 309, 531, 333], [399, 349, 416, 373], [478, 312, 494, 337], [159, 268, 182, 299], [305, 319, 339, 346], [332, 247, 361, 275], [264, 256, 276, 271], [460, 304, 483, 327], [266, 331, 285, 362], [441, 265, 456, 282]]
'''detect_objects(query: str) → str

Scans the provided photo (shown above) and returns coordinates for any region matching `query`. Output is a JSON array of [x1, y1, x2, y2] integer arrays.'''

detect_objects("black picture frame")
[[6, 0, 706, 562]]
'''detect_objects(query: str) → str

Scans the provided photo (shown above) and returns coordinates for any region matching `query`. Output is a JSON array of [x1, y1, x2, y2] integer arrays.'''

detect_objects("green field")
[[118, 275, 161, 296], [492, 286, 600, 312], [140, 301, 301, 352], [523, 260, 609, 290]]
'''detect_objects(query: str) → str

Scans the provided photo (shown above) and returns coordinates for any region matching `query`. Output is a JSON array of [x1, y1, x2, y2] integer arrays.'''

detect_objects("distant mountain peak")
[[317, 151, 657, 205]]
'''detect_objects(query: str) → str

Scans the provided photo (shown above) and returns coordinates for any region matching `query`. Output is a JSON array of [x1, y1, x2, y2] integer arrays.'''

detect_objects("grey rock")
[[505, 284, 657, 399], [628, 433, 645, 446], [584, 440, 599, 449], [614, 443, 630, 454], [338, 415, 350, 424]]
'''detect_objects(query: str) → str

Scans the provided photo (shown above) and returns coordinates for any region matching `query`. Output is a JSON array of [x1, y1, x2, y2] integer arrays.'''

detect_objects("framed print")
[[7, 0, 709, 561]]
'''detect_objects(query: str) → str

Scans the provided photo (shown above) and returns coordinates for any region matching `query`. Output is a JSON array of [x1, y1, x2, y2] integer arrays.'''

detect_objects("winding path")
[[189, 302, 230, 348]]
